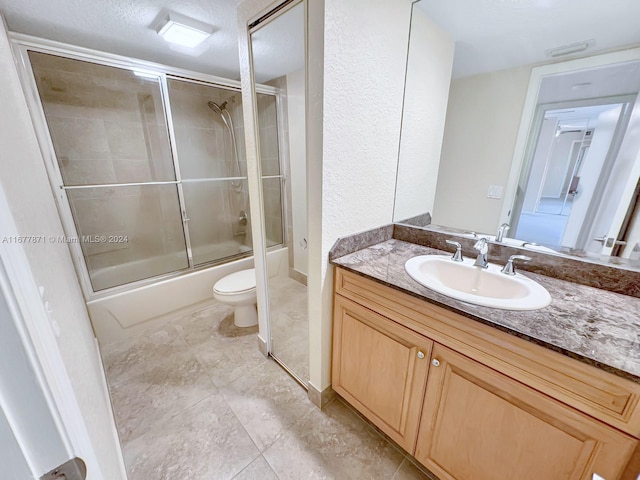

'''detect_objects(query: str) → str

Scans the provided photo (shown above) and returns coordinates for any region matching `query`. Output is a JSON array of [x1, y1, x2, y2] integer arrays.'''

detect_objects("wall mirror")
[[238, 0, 308, 385], [395, 0, 640, 269]]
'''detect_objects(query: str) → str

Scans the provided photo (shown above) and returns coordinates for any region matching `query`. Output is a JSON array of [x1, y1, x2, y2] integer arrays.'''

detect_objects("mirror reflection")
[[250, 1, 308, 383], [396, 0, 640, 268]]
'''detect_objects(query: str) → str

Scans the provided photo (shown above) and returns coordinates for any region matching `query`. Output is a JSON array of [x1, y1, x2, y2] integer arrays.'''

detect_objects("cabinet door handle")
[[432, 358, 440, 367], [417, 351, 425, 359]]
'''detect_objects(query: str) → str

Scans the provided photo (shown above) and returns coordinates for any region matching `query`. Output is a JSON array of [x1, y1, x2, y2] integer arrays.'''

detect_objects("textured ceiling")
[[0, 0, 245, 79], [5, 0, 640, 83], [417, 0, 640, 78]]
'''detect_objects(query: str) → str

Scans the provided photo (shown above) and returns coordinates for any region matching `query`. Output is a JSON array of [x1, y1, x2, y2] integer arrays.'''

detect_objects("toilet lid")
[[213, 268, 256, 294]]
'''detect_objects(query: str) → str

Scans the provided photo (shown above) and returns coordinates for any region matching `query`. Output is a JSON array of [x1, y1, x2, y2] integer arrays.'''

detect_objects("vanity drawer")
[[334, 267, 640, 437]]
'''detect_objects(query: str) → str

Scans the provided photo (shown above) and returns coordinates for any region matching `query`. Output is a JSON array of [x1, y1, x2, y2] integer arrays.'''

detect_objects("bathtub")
[[87, 243, 288, 344]]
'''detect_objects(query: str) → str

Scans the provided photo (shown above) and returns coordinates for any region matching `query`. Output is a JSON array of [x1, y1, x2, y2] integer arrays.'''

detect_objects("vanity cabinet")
[[332, 296, 432, 452], [332, 267, 640, 480], [415, 343, 635, 480]]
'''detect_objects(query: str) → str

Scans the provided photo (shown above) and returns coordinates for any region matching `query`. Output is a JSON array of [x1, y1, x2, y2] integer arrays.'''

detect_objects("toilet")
[[213, 268, 258, 327]]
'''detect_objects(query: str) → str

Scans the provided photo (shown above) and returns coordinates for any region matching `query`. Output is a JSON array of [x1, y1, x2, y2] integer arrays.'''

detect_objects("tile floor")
[[102, 301, 434, 480]]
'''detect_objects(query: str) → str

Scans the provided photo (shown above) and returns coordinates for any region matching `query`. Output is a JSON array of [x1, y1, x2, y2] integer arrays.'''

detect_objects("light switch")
[[487, 185, 504, 199]]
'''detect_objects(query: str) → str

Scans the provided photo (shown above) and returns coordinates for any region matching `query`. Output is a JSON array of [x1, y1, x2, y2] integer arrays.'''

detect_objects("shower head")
[[207, 101, 223, 114], [207, 100, 228, 113], [208, 100, 231, 129]]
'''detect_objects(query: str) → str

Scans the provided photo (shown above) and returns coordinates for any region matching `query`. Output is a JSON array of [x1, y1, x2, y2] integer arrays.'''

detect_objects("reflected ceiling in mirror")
[[250, 2, 304, 83], [418, 0, 640, 79], [394, 0, 640, 270]]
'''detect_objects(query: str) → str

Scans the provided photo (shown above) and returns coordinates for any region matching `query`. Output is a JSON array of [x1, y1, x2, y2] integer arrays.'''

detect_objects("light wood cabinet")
[[415, 343, 636, 480], [332, 295, 433, 452], [332, 268, 640, 480]]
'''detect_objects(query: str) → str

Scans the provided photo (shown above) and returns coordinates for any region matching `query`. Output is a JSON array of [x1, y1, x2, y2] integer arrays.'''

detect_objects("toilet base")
[[233, 304, 258, 328]]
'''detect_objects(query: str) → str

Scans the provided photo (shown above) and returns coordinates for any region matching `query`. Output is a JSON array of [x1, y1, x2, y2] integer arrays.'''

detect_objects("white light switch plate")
[[487, 185, 504, 199]]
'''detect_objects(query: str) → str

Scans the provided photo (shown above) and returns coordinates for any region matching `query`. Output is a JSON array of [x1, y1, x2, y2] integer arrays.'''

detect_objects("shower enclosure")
[[22, 47, 285, 296]]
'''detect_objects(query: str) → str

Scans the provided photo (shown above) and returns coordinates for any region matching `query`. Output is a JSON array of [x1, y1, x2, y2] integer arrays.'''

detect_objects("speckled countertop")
[[330, 239, 640, 383]]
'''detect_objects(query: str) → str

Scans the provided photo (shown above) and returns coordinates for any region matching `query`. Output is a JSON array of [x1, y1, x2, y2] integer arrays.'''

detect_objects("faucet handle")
[[501, 255, 531, 275], [445, 240, 464, 262]]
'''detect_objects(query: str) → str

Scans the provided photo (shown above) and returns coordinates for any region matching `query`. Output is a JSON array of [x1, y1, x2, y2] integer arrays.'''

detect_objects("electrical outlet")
[[487, 185, 504, 199]]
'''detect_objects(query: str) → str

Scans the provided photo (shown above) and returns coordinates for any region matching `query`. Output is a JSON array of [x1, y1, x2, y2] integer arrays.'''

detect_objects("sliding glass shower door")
[[29, 51, 189, 291], [167, 79, 252, 266], [27, 49, 285, 295]]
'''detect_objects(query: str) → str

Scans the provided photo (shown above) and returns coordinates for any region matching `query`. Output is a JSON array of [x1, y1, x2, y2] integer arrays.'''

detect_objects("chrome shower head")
[[207, 101, 222, 114]]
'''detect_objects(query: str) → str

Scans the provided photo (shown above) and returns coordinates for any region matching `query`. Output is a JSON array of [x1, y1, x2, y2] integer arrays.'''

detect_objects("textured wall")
[[312, 0, 413, 390], [432, 65, 531, 234], [0, 20, 125, 479], [393, 7, 454, 221]]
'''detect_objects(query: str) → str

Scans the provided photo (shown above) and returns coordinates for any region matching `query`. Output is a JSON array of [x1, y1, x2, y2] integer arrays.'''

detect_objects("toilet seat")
[[213, 268, 256, 295]]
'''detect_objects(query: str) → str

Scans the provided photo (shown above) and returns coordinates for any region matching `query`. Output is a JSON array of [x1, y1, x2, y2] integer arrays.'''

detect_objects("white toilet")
[[213, 268, 258, 327]]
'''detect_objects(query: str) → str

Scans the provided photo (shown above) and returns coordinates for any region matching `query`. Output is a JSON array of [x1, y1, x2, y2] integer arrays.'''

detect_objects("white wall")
[[393, 6, 454, 221], [286, 68, 308, 275], [432, 65, 531, 233], [309, 0, 413, 393], [0, 21, 125, 479]]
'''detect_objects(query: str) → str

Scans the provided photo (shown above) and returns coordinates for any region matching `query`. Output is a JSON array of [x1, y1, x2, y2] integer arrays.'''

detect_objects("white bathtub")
[[87, 244, 288, 345]]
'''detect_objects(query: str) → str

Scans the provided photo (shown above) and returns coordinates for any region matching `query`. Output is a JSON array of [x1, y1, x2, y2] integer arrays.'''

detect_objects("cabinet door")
[[415, 344, 637, 480], [332, 296, 433, 452]]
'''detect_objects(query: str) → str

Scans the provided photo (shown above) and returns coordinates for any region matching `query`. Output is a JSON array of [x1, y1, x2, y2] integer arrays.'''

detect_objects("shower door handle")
[[182, 211, 190, 222]]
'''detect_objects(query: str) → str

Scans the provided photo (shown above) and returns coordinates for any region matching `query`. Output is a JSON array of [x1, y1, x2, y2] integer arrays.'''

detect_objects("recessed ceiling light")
[[157, 14, 213, 49], [545, 39, 595, 58]]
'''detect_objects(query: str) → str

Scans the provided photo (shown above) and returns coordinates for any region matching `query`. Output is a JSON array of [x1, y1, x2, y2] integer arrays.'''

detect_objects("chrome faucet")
[[501, 255, 531, 275], [445, 239, 464, 262], [473, 238, 489, 268], [496, 223, 510, 243]]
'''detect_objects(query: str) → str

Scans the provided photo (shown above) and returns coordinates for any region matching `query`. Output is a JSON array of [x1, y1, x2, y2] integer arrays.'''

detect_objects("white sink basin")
[[405, 255, 551, 310]]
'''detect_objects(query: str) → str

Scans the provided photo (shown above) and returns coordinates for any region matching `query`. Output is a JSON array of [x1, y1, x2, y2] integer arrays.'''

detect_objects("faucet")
[[501, 255, 531, 275], [473, 238, 488, 268], [445, 239, 464, 262], [496, 223, 510, 243]]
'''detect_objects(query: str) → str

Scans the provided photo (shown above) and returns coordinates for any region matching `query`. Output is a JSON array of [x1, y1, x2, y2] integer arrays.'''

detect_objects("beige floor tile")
[[233, 455, 279, 480], [102, 324, 189, 386], [110, 353, 216, 444], [263, 399, 407, 480], [174, 305, 268, 388], [123, 393, 260, 480], [172, 303, 241, 348], [221, 360, 314, 451], [192, 332, 268, 388]]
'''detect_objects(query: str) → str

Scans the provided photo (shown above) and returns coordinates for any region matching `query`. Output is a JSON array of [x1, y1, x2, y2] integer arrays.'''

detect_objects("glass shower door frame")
[[11, 35, 281, 300]]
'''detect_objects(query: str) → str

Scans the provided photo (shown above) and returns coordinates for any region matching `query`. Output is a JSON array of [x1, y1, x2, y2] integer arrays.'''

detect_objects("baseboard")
[[308, 382, 335, 409], [257, 334, 268, 357], [289, 268, 307, 286]]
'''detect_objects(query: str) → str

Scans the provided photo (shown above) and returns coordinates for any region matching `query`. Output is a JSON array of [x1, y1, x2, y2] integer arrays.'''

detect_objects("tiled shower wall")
[[28, 51, 285, 292], [167, 79, 252, 261], [257, 92, 284, 247], [30, 52, 189, 289]]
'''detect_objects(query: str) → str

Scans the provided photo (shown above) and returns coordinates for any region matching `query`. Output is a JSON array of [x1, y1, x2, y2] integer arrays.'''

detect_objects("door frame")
[[0, 184, 109, 479]]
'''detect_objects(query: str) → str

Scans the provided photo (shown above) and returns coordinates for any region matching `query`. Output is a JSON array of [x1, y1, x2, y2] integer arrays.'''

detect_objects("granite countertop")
[[330, 239, 640, 383]]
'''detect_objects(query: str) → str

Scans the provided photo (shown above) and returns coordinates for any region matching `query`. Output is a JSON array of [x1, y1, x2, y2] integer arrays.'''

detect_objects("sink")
[[405, 255, 551, 310]]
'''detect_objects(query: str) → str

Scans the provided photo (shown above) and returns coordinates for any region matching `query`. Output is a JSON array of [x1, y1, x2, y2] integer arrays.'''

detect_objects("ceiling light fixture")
[[157, 14, 213, 48], [545, 39, 595, 59]]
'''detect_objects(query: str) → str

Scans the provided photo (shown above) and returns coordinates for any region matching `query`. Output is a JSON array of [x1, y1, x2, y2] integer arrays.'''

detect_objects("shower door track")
[[269, 352, 308, 390]]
